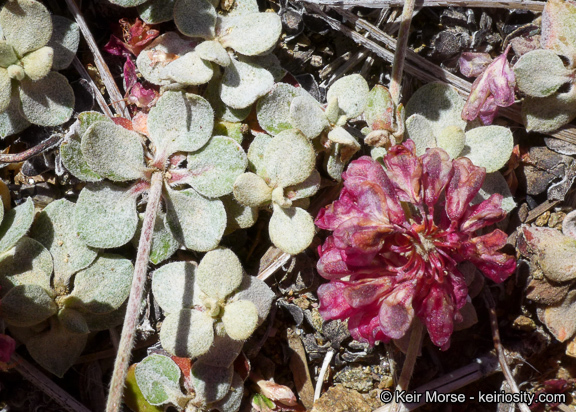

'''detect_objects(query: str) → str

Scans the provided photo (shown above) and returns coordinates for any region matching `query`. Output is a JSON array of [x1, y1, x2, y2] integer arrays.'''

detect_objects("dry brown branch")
[[287, 327, 316, 409], [0, 134, 62, 164], [72, 57, 115, 118]]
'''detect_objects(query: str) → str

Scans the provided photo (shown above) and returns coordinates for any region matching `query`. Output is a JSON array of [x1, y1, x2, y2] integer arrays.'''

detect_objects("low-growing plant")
[[0, 0, 79, 137], [513, 0, 576, 133], [0, 199, 133, 377]]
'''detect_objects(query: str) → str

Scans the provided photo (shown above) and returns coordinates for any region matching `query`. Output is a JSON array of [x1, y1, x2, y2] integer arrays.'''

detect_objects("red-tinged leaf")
[[459, 52, 493, 77], [541, 0, 576, 66], [170, 356, 192, 377], [112, 117, 134, 130], [120, 18, 160, 56]]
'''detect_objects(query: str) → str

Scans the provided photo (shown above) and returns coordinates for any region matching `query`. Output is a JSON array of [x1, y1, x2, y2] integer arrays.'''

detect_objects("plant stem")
[[389, 0, 415, 105], [0, 134, 62, 164], [297, 0, 545, 12], [391, 318, 424, 412], [105, 171, 164, 412]]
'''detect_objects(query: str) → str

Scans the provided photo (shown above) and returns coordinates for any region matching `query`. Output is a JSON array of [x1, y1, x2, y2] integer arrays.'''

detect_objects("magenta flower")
[[315, 141, 516, 349], [462, 45, 516, 125]]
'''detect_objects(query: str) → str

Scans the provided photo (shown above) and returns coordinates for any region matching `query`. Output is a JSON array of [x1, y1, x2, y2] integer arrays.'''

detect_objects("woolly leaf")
[[227, 0, 259, 16], [0, 86, 30, 138], [365, 85, 395, 130], [19, 72, 74, 126], [148, 91, 214, 157], [522, 87, 576, 133], [220, 58, 274, 109], [269, 205, 314, 255], [152, 261, 199, 314], [58, 307, 89, 335], [135, 355, 184, 406], [473, 172, 516, 213], [174, 0, 216, 39], [26, 321, 87, 378], [264, 130, 316, 187], [405, 82, 467, 136], [197, 324, 243, 367], [165, 187, 225, 252], [189, 361, 233, 403], [213, 121, 243, 143], [462, 126, 513, 173], [232, 172, 272, 207], [21, 46, 52, 81], [326, 74, 369, 119], [541, 0, 576, 65], [327, 127, 361, 156], [0, 285, 57, 327], [247, 133, 272, 175], [64, 254, 133, 314], [240, 53, 286, 81], [256, 83, 304, 135], [222, 194, 258, 233], [74, 182, 139, 249], [0, 0, 52, 56], [30, 199, 98, 286], [82, 121, 145, 182], [235, 274, 275, 324], [0, 198, 33, 254], [164, 51, 214, 85], [326, 144, 346, 181], [60, 112, 110, 182], [196, 40, 231, 67], [212, 373, 244, 412], [0, 42, 18, 67], [136, 32, 195, 86], [138, 0, 176, 24], [0, 237, 52, 295], [124, 364, 165, 412], [205, 75, 251, 122], [160, 309, 214, 358], [218, 13, 282, 56], [186, 136, 248, 198], [405, 114, 437, 156], [83, 304, 126, 331], [538, 290, 576, 342], [108, 0, 149, 6], [197, 247, 243, 300], [514, 50, 572, 98], [289, 95, 328, 139], [222, 299, 258, 340], [47, 16, 80, 70], [133, 212, 179, 265], [285, 169, 321, 201], [0, 68, 11, 114], [436, 125, 466, 159]]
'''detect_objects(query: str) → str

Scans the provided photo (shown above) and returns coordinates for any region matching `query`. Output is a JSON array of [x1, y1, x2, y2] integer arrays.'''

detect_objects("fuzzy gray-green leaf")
[[256, 83, 303, 135], [235, 274, 275, 324], [514, 50, 573, 98], [222, 299, 258, 340], [160, 309, 214, 358], [186, 136, 248, 198], [19, 72, 74, 127], [58, 307, 89, 335], [165, 187, 226, 252], [25, 320, 87, 378], [197, 247, 243, 300], [152, 261, 199, 314], [0, 0, 52, 56], [405, 114, 437, 156], [212, 373, 243, 412], [82, 121, 145, 182], [135, 355, 184, 406], [289, 95, 328, 139], [148, 91, 214, 157], [197, 324, 243, 367], [189, 361, 233, 403], [133, 212, 180, 265], [220, 58, 274, 109], [0, 86, 30, 139], [64, 254, 133, 314], [269, 205, 314, 255], [0, 198, 34, 254], [264, 129, 315, 188], [196, 40, 231, 67], [0, 237, 53, 295], [0, 284, 57, 327], [74, 182, 139, 249], [463, 125, 513, 173], [138, 0, 176, 24], [247, 132, 272, 175], [164, 51, 214, 85], [326, 74, 369, 119], [174, 0, 217, 39], [47, 16, 79, 71], [30, 199, 98, 286], [218, 13, 282, 56], [232, 172, 272, 207], [222, 194, 258, 233], [522, 87, 576, 133]]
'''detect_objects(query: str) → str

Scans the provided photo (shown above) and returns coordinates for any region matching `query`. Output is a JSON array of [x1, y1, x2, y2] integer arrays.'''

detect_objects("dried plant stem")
[[389, 0, 415, 104], [0, 134, 62, 164], [297, 0, 545, 12], [12, 353, 92, 412], [391, 319, 424, 412], [482, 289, 531, 412], [72, 57, 114, 118], [65, 0, 129, 118], [105, 171, 164, 412], [314, 348, 335, 401]]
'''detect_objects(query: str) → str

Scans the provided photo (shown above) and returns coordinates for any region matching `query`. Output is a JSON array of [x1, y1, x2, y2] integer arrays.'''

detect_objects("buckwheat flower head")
[[315, 141, 516, 349]]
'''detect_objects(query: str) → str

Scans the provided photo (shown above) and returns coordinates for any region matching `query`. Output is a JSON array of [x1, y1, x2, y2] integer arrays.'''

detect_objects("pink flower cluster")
[[315, 141, 516, 349]]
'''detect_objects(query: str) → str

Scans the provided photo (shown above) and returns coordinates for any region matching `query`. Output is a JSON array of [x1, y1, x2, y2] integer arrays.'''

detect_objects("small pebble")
[[535, 211, 551, 227]]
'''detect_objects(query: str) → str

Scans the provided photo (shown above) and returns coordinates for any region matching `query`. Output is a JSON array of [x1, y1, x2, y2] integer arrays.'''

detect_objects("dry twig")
[[0, 134, 62, 164], [297, 0, 545, 11]]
